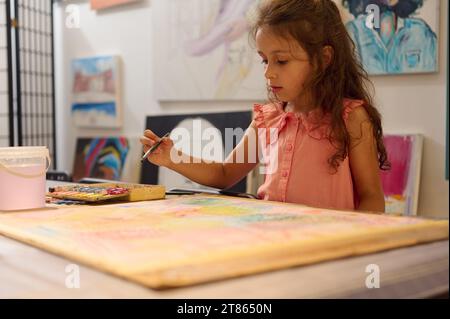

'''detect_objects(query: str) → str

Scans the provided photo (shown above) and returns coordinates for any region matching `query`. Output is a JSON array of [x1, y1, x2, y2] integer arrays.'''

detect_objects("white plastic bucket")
[[0, 146, 51, 211]]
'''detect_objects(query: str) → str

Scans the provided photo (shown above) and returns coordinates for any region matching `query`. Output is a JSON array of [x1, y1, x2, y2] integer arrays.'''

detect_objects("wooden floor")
[[1, 234, 448, 298]]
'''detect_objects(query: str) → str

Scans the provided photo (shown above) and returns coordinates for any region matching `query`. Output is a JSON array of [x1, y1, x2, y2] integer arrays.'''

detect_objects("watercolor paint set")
[[47, 183, 166, 203]]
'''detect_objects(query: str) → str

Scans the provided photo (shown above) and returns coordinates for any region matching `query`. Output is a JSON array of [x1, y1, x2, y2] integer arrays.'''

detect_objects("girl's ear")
[[322, 45, 334, 68]]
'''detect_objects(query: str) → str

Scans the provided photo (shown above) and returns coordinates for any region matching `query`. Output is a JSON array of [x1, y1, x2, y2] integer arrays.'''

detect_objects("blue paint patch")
[[72, 102, 117, 116], [406, 50, 421, 68], [72, 56, 115, 75]]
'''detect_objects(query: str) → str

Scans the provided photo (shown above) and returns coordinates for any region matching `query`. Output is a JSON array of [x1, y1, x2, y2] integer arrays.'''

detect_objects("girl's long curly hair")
[[250, 0, 390, 171]]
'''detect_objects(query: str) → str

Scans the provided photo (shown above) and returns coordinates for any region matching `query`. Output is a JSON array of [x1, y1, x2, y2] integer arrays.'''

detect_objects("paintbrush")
[[141, 132, 170, 163]]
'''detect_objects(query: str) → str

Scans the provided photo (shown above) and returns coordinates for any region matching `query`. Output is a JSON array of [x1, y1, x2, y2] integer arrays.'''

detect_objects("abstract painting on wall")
[[72, 137, 130, 182], [153, 0, 266, 100], [335, 0, 439, 75], [71, 56, 122, 128], [381, 134, 423, 216], [90, 0, 140, 10]]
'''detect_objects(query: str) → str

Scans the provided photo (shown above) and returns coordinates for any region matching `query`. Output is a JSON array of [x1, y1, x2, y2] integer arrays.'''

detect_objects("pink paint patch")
[[381, 136, 413, 196]]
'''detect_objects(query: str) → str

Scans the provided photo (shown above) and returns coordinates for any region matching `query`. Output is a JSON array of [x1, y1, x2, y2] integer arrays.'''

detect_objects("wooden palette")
[[47, 183, 165, 203]]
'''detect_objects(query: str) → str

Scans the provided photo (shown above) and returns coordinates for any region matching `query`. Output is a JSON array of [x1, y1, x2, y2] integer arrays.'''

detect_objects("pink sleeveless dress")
[[254, 98, 365, 210]]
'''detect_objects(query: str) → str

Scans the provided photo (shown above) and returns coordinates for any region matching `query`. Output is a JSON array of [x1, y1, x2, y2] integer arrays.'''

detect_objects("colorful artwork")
[[153, 0, 266, 100], [336, 0, 439, 75], [90, 0, 140, 10], [72, 137, 130, 182], [71, 56, 122, 128], [0, 195, 447, 288], [381, 134, 423, 216]]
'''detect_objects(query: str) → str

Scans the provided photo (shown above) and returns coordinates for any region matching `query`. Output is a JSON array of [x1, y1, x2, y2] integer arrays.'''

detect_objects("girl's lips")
[[270, 86, 282, 93]]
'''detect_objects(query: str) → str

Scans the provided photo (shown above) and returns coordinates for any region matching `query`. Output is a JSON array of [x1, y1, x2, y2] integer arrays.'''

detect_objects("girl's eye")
[[261, 59, 268, 65], [277, 60, 288, 65]]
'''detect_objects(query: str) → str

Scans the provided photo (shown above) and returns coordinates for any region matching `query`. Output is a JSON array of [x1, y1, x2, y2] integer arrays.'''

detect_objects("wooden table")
[[0, 182, 448, 298]]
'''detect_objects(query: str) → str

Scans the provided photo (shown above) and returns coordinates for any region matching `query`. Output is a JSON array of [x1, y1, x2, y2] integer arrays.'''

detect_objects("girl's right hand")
[[140, 130, 174, 167]]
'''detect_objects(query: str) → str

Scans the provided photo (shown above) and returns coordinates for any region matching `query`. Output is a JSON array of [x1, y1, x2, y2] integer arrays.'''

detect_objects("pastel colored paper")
[[381, 135, 423, 216], [0, 195, 446, 288]]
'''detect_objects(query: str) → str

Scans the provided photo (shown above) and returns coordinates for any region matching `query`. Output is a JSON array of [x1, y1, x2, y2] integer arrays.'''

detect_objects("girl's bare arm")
[[140, 121, 259, 189]]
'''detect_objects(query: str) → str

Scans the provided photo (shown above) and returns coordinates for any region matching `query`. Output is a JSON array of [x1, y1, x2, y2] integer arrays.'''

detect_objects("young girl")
[[140, 0, 389, 212]]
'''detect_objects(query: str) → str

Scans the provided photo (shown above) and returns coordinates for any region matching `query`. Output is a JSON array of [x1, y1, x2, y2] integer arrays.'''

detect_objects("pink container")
[[0, 147, 50, 211]]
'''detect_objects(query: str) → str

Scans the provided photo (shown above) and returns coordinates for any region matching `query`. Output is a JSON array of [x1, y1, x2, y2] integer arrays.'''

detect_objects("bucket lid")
[[0, 146, 50, 159]]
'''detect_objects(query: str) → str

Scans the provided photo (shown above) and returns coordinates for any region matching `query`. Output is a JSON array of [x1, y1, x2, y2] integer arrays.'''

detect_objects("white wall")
[[372, 1, 449, 218], [54, 0, 449, 218], [54, 0, 253, 184]]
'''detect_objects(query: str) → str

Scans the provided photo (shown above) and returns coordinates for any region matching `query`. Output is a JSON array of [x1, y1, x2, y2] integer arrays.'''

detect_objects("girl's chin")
[[274, 93, 292, 102]]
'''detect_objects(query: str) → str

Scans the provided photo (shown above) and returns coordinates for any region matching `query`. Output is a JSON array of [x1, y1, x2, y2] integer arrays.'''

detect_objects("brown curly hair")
[[250, 0, 390, 171]]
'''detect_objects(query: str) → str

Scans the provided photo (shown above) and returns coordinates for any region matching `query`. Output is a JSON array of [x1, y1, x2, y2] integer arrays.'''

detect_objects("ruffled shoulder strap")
[[343, 98, 366, 124], [253, 103, 285, 129]]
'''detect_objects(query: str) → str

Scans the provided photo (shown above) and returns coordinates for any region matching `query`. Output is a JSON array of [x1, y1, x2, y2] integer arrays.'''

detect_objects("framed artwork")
[[153, 0, 266, 100], [90, 0, 140, 10], [381, 134, 423, 216], [71, 56, 122, 128], [72, 137, 130, 182], [336, 0, 439, 75], [140, 111, 252, 192]]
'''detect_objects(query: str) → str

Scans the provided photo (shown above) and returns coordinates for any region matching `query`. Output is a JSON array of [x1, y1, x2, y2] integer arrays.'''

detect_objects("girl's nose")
[[264, 66, 276, 79]]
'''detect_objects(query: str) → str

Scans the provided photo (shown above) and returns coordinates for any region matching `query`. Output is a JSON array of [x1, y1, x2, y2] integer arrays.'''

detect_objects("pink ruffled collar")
[[266, 103, 332, 140], [255, 99, 364, 145]]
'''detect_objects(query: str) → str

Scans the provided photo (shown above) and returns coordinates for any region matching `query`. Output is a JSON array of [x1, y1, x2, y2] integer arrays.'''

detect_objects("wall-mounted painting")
[[140, 112, 252, 192], [381, 134, 423, 216], [91, 0, 140, 10], [72, 137, 130, 182], [153, 0, 266, 100], [71, 56, 122, 128], [335, 0, 439, 75]]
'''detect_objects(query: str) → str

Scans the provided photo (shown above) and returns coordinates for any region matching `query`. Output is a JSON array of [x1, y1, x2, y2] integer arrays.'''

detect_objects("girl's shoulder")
[[342, 98, 374, 139], [342, 98, 367, 124], [253, 102, 285, 129]]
